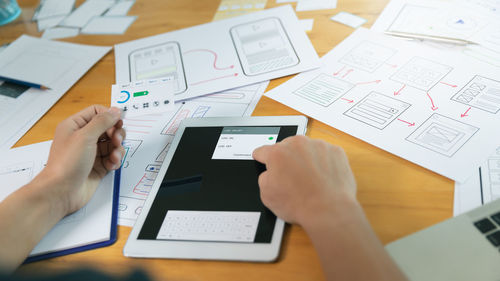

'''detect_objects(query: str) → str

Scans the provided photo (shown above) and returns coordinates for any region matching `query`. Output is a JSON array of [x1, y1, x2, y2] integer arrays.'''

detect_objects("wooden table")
[[1, 0, 453, 280]]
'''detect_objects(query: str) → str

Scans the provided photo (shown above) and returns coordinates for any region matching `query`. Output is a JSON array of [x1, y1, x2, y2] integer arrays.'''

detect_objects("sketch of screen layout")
[[343, 92, 410, 129], [407, 113, 478, 157], [129, 42, 187, 95], [230, 17, 299, 76], [451, 75, 500, 114]]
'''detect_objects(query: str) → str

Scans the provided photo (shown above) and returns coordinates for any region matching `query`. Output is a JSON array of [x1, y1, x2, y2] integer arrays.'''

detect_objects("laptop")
[[386, 199, 500, 281]]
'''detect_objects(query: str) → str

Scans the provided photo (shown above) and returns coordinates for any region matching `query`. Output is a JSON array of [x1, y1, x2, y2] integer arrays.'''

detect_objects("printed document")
[[114, 5, 319, 101], [265, 28, 500, 182]]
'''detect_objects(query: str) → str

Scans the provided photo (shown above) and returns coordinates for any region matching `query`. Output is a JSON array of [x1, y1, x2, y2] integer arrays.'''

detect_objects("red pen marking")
[[341, 97, 354, 103], [356, 80, 381, 86], [342, 69, 353, 78], [440, 81, 457, 87], [394, 84, 406, 96], [427, 92, 438, 111], [461, 107, 471, 117], [397, 118, 415, 127], [184, 49, 234, 70], [333, 66, 346, 76], [189, 73, 238, 86]]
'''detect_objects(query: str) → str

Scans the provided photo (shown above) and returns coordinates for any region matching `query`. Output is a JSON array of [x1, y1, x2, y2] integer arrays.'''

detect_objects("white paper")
[[0, 141, 114, 256], [81, 16, 137, 35], [37, 15, 66, 32], [111, 78, 175, 117], [114, 5, 319, 101], [331, 11, 367, 28], [33, 0, 75, 20], [0, 35, 110, 151], [265, 28, 500, 182], [296, 0, 337, 11], [117, 81, 268, 226], [60, 0, 115, 28], [42, 27, 80, 39], [105, 0, 135, 16], [299, 18, 314, 32], [454, 146, 500, 215]]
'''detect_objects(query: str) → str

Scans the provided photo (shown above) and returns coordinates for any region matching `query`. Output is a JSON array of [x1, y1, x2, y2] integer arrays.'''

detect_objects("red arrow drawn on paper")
[[394, 84, 406, 96], [184, 49, 235, 70], [461, 107, 471, 117], [356, 80, 381, 86], [342, 69, 354, 78], [439, 81, 457, 87], [341, 97, 354, 103], [427, 92, 438, 111], [397, 118, 415, 127], [333, 66, 346, 76], [385, 63, 398, 68]]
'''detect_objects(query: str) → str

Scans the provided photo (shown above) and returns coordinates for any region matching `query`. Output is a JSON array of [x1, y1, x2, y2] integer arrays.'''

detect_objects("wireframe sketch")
[[406, 114, 478, 157], [451, 75, 500, 113], [133, 164, 161, 196], [485, 148, 500, 201], [161, 103, 211, 135], [343, 92, 411, 129], [155, 139, 173, 163], [128, 41, 187, 95], [391, 57, 452, 91], [293, 73, 354, 107], [230, 17, 299, 76], [338, 41, 397, 73]]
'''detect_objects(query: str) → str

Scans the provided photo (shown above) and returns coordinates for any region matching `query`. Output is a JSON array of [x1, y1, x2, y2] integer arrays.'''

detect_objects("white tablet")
[[124, 116, 308, 262]]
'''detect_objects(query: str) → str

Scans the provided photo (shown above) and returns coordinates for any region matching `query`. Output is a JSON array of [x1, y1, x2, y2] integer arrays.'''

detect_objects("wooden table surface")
[[1, 0, 453, 280]]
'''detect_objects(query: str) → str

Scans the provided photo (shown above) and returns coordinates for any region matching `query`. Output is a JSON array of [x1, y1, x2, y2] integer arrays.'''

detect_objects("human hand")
[[39, 105, 126, 215], [252, 135, 357, 227]]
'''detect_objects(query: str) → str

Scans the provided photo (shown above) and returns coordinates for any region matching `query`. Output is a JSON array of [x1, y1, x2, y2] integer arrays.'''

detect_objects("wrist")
[[26, 169, 70, 219]]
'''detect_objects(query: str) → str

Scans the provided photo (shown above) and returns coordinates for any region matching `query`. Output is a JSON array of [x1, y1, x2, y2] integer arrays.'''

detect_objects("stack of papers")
[[34, 0, 138, 40]]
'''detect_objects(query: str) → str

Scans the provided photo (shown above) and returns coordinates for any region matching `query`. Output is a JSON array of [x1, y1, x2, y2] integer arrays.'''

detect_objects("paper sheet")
[[105, 0, 135, 16], [296, 0, 337, 11], [265, 28, 500, 182], [300, 18, 314, 32], [33, 0, 75, 20], [0, 35, 110, 151], [42, 27, 80, 39], [213, 0, 267, 21], [0, 141, 114, 257], [81, 16, 137, 35], [454, 146, 500, 215], [117, 81, 268, 226], [60, 0, 115, 28], [37, 15, 66, 32], [111, 78, 175, 117], [114, 5, 319, 101], [330, 11, 367, 28]]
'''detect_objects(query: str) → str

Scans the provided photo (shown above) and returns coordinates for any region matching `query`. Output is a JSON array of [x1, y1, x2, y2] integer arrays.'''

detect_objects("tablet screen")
[[138, 125, 298, 244]]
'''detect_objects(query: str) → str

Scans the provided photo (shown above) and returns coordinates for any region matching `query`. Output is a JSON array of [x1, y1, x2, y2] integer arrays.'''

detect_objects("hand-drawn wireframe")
[[451, 75, 500, 113], [338, 41, 397, 73], [390, 57, 453, 91], [406, 113, 479, 157], [293, 73, 354, 107], [118, 196, 145, 225], [128, 42, 187, 95], [160, 103, 211, 135], [343, 92, 411, 129], [485, 148, 500, 201], [230, 17, 299, 76], [155, 139, 174, 163], [387, 4, 439, 35], [133, 164, 161, 196]]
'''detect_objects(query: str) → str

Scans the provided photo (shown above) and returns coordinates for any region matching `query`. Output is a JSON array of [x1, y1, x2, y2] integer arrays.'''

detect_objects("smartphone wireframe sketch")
[[129, 42, 187, 95], [230, 18, 299, 76]]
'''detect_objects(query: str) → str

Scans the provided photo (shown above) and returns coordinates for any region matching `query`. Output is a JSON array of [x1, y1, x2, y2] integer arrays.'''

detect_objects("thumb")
[[81, 108, 121, 141]]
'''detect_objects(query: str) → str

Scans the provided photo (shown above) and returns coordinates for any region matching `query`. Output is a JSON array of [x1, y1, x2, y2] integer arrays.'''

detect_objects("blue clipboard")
[[24, 168, 121, 263]]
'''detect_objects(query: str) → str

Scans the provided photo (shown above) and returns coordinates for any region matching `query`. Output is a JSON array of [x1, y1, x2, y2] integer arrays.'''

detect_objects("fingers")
[[111, 127, 126, 147], [252, 145, 274, 164], [104, 146, 126, 171], [81, 107, 122, 141]]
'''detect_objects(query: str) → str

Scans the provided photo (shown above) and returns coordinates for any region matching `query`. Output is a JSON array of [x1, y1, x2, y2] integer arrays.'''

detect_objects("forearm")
[[302, 199, 407, 281], [0, 171, 66, 272]]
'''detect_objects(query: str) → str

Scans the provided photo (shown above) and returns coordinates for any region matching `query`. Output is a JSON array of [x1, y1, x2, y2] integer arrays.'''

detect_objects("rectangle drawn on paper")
[[293, 73, 354, 106], [406, 114, 478, 157], [230, 18, 299, 76], [338, 41, 396, 73], [343, 92, 410, 129], [391, 57, 452, 91], [451, 75, 500, 113]]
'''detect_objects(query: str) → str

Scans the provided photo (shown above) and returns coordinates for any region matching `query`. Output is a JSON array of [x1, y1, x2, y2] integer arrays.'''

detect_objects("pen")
[[0, 76, 50, 90], [384, 30, 478, 46]]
